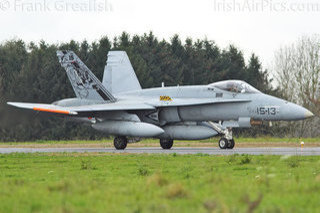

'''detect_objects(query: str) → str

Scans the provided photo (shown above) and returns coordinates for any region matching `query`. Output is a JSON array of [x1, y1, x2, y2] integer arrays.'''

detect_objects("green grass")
[[0, 153, 319, 212], [1, 137, 320, 145]]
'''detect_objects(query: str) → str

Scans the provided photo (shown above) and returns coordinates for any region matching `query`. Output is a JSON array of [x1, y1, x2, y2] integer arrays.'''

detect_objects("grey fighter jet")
[[8, 51, 314, 150]]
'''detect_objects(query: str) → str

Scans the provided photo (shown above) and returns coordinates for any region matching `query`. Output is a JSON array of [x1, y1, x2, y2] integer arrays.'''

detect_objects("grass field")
[[0, 153, 319, 212]]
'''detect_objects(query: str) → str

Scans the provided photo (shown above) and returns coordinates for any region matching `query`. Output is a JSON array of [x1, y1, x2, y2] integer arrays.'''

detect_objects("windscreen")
[[210, 80, 260, 94]]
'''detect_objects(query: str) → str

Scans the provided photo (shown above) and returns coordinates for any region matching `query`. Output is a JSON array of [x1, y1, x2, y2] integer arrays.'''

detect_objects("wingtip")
[[7, 102, 18, 107]]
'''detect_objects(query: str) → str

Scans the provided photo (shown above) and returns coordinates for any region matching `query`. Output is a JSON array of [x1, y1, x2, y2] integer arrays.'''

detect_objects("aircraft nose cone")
[[282, 102, 314, 121], [305, 110, 314, 119]]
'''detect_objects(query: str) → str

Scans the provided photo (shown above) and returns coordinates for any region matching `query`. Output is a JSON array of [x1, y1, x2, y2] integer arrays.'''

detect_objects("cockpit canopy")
[[209, 80, 261, 94]]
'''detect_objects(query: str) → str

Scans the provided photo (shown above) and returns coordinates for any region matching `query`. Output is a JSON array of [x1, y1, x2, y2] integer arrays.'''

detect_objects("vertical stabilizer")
[[102, 51, 142, 94]]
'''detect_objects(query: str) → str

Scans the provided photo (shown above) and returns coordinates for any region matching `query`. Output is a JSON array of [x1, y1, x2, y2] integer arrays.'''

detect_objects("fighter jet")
[[7, 51, 314, 150]]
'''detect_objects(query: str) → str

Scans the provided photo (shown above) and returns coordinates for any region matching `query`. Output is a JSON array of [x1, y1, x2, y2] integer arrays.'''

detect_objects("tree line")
[[0, 32, 312, 141]]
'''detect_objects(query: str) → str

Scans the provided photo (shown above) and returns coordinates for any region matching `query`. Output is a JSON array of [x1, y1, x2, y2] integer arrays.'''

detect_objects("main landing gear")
[[114, 136, 128, 150], [160, 139, 173, 149], [207, 121, 235, 150], [114, 136, 174, 150]]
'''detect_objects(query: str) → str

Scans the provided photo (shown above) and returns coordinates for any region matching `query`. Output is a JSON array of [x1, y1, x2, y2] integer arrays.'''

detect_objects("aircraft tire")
[[219, 138, 228, 149], [160, 139, 173, 149], [228, 139, 235, 149], [114, 136, 128, 150]]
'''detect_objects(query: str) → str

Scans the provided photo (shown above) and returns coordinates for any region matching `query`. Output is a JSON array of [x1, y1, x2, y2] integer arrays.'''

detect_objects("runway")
[[0, 147, 319, 155]]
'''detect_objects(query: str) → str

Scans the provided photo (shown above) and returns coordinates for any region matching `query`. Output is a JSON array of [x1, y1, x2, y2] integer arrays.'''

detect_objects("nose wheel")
[[219, 138, 228, 149], [219, 138, 235, 149], [228, 139, 235, 149]]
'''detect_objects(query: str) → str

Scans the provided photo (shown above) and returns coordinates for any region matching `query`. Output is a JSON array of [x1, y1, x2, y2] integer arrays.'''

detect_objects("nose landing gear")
[[208, 121, 235, 150], [219, 138, 235, 149], [228, 139, 235, 149]]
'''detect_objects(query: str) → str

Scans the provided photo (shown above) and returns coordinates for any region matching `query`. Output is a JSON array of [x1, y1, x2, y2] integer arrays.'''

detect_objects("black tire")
[[160, 139, 173, 149], [228, 139, 235, 149], [219, 138, 228, 149], [114, 136, 128, 150]]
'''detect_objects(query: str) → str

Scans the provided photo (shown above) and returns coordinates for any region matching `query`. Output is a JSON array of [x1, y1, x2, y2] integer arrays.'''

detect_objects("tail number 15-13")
[[257, 107, 277, 115]]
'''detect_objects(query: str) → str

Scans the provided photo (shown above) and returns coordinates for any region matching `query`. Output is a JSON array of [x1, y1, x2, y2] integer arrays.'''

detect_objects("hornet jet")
[[8, 51, 314, 150]]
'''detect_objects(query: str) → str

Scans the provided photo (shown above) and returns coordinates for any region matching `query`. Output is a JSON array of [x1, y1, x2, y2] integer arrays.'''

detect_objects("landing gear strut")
[[160, 139, 173, 149], [114, 136, 128, 150], [207, 122, 235, 150]]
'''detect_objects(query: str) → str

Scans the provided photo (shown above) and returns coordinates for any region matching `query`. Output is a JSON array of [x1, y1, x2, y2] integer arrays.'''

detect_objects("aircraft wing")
[[7, 102, 79, 115], [8, 98, 249, 116], [7, 102, 155, 116], [69, 103, 155, 112], [148, 98, 251, 107]]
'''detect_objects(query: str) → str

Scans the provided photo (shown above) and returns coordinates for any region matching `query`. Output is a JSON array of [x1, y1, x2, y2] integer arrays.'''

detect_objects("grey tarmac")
[[0, 147, 320, 155]]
